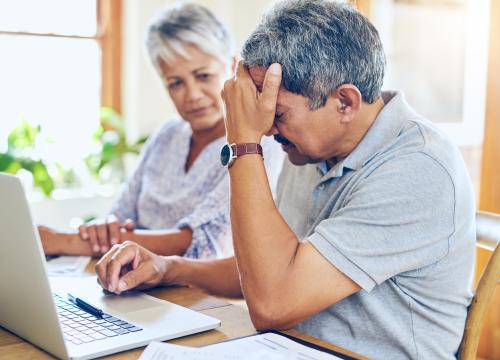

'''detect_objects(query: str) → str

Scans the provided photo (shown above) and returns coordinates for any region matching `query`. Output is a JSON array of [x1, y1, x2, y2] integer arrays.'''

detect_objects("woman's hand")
[[95, 241, 173, 294], [78, 215, 134, 255]]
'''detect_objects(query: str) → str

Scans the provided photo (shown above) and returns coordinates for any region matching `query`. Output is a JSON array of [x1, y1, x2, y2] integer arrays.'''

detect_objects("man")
[[95, 1, 475, 358]]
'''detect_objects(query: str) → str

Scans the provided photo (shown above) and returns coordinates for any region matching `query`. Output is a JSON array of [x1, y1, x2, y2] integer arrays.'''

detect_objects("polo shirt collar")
[[317, 90, 417, 179]]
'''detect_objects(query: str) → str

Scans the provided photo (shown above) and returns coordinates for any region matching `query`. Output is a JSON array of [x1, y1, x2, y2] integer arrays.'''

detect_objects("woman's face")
[[159, 45, 229, 133]]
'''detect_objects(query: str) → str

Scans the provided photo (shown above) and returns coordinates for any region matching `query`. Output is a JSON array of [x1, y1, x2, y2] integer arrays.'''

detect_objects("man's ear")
[[333, 85, 362, 123]]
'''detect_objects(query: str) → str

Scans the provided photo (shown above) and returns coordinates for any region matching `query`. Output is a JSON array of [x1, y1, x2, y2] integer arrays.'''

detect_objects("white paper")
[[139, 333, 343, 360], [46, 256, 91, 277], [139, 342, 251, 360]]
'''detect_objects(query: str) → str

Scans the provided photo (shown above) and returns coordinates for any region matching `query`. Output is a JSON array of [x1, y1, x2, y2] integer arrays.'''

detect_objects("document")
[[46, 255, 91, 277], [139, 332, 345, 360]]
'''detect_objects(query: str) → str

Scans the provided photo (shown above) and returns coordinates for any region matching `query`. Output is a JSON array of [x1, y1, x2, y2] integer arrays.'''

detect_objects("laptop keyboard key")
[[114, 320, 128, 326], [127, 326, 143, 332], [99, 329, 118, 337], [79, 336, 95, 343], [89, 332, 107, 340], [54, 293, 141, 345]]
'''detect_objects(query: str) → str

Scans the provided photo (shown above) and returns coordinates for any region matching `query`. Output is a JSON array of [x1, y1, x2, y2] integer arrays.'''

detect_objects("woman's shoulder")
[[156, 118, 189, 136], [147, 118, 189, 145]]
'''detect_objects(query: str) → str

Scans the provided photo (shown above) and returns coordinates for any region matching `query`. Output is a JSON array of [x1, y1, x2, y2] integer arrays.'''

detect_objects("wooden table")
[[0, 264, 366, 359]]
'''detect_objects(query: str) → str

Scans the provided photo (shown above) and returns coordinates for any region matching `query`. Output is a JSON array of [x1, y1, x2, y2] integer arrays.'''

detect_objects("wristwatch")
[[220, 143, 263, 167]]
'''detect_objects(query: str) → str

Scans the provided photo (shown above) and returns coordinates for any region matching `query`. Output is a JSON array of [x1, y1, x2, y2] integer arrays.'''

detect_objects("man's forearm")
[[166, 256, 243, 298], [228, 156, 299, 305]]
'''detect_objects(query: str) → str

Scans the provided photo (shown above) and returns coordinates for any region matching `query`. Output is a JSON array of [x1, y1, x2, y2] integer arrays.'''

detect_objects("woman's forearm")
[[121, 228, 192, 256], [39, 226, 192, 257], [167, 256, 243, 298], [38, 226, 93, 256]]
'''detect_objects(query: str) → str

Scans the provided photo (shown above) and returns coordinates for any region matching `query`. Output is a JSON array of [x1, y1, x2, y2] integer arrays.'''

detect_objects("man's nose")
[[266, 123, 280, 136]]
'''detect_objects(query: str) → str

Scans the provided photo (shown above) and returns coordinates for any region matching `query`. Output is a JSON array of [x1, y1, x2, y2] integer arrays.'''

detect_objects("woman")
[[40, 3, 283, 260]]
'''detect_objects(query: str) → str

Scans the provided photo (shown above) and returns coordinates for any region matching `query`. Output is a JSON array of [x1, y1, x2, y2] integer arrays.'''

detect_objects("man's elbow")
[[247, 300, 298, 331]]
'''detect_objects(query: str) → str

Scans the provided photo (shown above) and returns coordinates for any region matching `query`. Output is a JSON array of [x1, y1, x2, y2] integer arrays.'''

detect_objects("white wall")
[[31, 193, 115, 231]]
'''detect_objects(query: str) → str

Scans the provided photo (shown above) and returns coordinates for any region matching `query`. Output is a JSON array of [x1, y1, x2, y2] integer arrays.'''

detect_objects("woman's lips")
[[188, 106, 212, 117]]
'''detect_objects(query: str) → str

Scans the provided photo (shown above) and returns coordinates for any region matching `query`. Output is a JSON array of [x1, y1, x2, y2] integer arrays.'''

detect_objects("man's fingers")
[[234, 62, 255, 88], [106, 244, 138, 292], [95, 246, 120, 290], [117, 262, 156, 292], [260, 63, 282, 112], [235, 61, 247, 80]]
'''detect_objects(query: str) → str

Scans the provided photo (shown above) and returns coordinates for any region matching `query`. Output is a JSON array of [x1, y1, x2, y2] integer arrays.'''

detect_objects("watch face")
[[220, 144, 232, 166]]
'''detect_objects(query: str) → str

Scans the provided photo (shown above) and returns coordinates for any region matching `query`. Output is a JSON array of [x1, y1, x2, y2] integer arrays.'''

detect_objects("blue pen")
[[67, 293, 104, 318]]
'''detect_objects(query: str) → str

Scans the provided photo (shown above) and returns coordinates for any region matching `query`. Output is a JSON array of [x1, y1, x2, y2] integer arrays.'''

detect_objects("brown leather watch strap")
[[231, 143, 263, 157]]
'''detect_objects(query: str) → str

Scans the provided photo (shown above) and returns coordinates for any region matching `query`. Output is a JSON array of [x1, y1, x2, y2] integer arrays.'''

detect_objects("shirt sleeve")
[[176, 174, 233, 259], [177, 137, 284, 259], [110, 130, 159, 224], [307, 152, 456, 292]]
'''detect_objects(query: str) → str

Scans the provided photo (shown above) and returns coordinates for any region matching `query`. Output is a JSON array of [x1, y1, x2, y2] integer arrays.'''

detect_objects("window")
[[0, 0, 121, 174]]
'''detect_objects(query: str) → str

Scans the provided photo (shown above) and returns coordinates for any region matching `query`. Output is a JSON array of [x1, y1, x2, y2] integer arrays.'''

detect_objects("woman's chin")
[[186, 115, 224, 134]]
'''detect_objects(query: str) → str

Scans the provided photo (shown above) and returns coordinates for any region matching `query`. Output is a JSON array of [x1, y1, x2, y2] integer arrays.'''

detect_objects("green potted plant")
[[85, 107, 148, 183], [0, 119, 54, 196]]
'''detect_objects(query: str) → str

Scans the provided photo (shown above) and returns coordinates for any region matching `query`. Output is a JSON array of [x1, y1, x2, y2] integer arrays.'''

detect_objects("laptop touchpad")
[[102, 291, 164, 313]]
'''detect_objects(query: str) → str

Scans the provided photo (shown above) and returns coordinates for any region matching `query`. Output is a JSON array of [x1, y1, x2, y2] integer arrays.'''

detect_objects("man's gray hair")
[[242, 0, 385, 109], [146, 3, 234, 71]]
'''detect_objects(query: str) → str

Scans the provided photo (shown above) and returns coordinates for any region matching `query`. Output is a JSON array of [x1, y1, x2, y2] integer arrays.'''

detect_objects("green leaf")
[[5, 161, 22, 174], [0, 153, 15, 171], [100, 107, 125, 136], [31, 161, 54, 196], [7, 119, 40, 151]]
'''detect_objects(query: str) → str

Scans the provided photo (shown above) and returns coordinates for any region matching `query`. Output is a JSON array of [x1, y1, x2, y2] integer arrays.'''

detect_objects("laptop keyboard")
[[53, 294, 142, 345]]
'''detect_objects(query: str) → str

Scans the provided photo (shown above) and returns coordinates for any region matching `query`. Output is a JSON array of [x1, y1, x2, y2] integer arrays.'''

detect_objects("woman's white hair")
[[146, 2, 234, 72]]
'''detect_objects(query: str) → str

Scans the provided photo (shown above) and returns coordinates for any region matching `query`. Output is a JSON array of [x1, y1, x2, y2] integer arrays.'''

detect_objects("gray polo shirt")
[[275, 91, 475, 359]]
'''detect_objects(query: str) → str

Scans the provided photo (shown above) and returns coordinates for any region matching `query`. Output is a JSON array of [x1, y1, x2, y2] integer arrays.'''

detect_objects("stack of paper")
[[46, 256, 91, 277], [140, 332, 344, 360]]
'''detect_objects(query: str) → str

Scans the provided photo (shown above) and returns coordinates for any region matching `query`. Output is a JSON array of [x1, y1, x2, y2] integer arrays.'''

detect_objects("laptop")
[[0, 173, 221, 360]]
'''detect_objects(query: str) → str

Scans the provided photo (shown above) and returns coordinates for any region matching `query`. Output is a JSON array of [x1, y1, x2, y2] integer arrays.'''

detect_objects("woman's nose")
[[185, 81, 204, 102]]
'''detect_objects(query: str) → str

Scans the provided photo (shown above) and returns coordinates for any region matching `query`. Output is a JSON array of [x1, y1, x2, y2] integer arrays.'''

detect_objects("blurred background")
[[0, 1, 498, 357]]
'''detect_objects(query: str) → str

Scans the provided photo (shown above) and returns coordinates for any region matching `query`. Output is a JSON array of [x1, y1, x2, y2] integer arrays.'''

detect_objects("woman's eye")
[[197, 73, 212, 81], [168, 80, 182, 90], [275, 112, 284, 121]]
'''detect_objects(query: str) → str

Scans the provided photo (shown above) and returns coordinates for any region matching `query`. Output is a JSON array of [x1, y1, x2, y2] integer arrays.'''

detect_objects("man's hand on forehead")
[[222, 62, 282, 143]]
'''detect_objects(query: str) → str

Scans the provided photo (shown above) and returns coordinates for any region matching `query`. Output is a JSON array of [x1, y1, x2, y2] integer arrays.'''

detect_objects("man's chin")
[[286, 148, 311, 166], [285, 147, 324, 166]]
